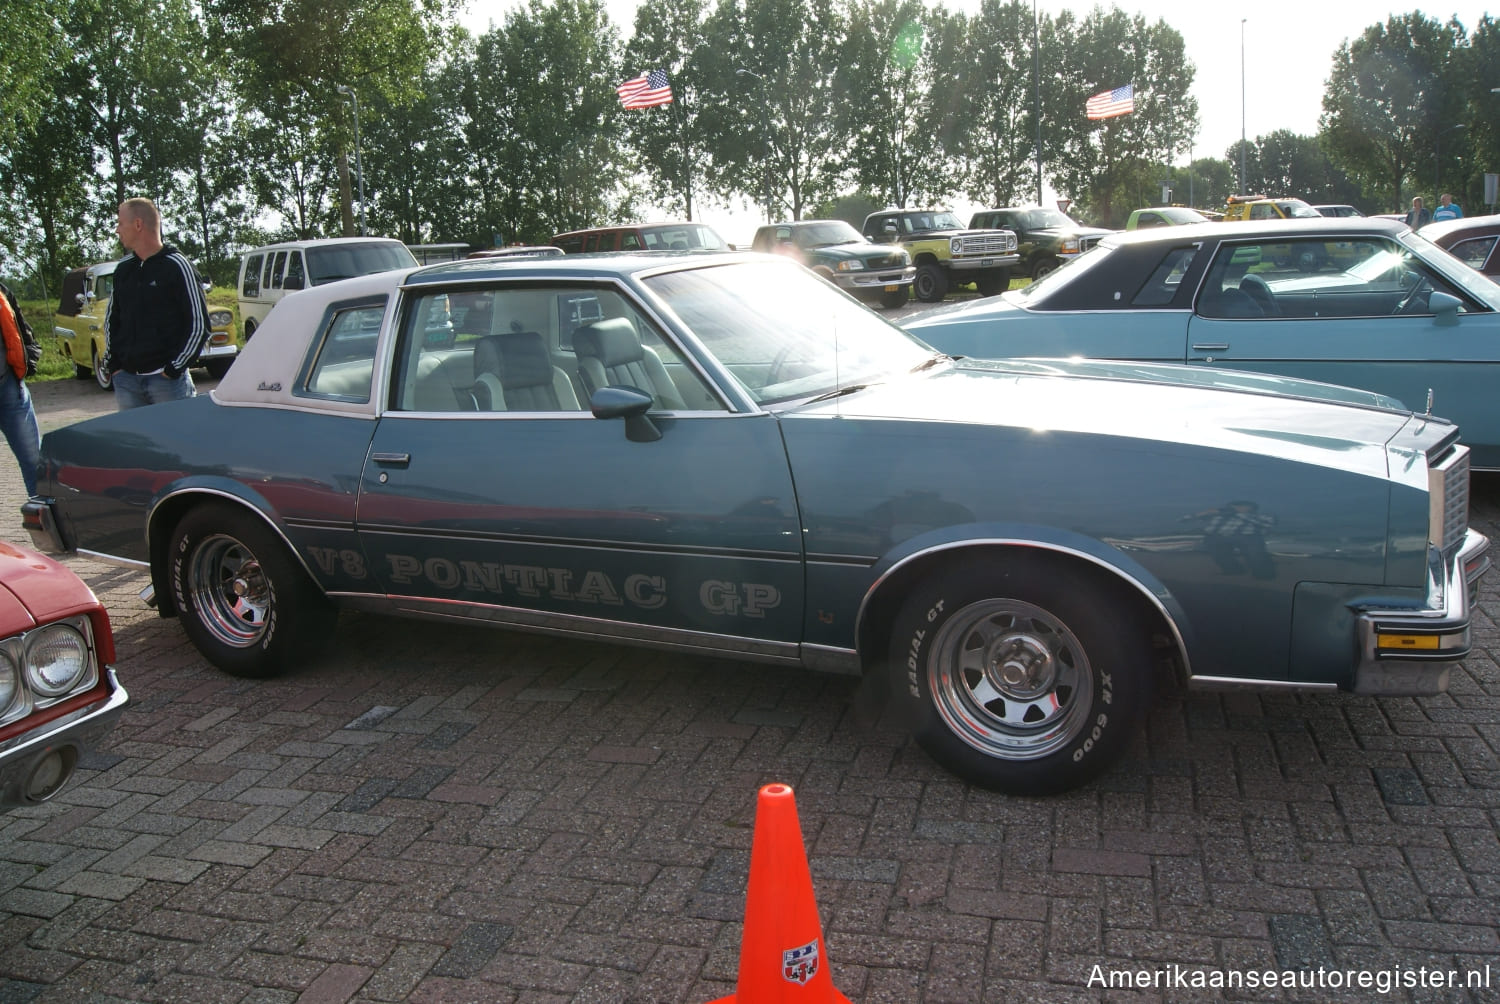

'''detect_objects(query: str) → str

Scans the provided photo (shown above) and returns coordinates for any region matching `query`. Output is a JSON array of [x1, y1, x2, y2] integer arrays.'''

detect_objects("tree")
[[622, 0, 712, 220], [954, 0, 1038, 209], [206, 0, 453, 235], [1321, 13, 1466, 212], [0, 0, 68, 154], [699, 0, 849, 221], [835, 0, 954, 209], [1044, 8, 1198, 226]]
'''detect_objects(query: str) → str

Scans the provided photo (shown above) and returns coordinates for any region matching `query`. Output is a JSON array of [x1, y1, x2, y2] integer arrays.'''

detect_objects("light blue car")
[[906, 217, 1500, 470]]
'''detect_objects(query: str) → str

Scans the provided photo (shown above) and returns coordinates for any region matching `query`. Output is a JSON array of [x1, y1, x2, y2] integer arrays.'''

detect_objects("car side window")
[[243, 254, 262, 297], [286, 252, 306, 289], [262, 253, 278, 291], [302, 302, 387, 402], [391, 285, 724, 414], [1449, 236, 1496, 270], [1198, 238, 1468, 320], [621, 233, 642, 251], [269, 251, 288, 289], [1131, 247, 1199, 307]]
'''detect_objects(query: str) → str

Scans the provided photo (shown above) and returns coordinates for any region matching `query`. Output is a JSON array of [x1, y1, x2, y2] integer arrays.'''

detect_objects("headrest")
[[573, 317, 643, 368], [494, 332, 553, 390]]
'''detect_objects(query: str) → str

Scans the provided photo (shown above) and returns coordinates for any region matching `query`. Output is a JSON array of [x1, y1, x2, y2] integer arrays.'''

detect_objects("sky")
[[458, 0, 1492, 242]]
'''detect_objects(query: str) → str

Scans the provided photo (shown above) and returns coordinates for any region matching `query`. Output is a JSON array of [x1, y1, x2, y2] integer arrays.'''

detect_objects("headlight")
[[950, 237, 964, 254], [209, 310, 233, 328], [25, 623, 92, 698], [0, 651, 19, 717], [835, 260, 865, 272], [1060, 238, 1080, 253]]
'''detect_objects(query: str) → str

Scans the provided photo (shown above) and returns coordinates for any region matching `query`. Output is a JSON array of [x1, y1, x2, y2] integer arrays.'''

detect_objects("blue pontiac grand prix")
[[21, 252, 1490, 794]]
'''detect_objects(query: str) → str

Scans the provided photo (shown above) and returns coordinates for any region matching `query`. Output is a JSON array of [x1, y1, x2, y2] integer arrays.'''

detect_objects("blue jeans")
[[113, 370, 195, 410], [0, 367, 40, 498]]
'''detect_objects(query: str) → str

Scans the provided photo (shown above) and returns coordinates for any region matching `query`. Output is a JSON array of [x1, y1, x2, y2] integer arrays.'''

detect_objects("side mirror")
[[283, 274, 305, 291], [589, 385, 661, 442], [75, 292, 88, 306], [1429, 291, 1463, 324]]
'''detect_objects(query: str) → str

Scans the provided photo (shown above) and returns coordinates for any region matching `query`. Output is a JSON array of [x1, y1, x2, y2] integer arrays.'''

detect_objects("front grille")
[[865, 253, 907, 269], [955, 233, 1018, 256], [1079, 236, 1102, 253], [1429, 445, 1470, 554]]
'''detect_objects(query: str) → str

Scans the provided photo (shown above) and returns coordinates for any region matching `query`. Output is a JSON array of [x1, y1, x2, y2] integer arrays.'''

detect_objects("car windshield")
[[640, 225, 729, 251], [1027, 209, 1077, 229], [643, 260, 936, 405], [903, 212, 964, 232], [306, 242, 419, 285], [1401, 229, 1500, 311], [795, 221, 863, 248], [1279, 202, 1323, 219], [1158, 207, 1208, 224]]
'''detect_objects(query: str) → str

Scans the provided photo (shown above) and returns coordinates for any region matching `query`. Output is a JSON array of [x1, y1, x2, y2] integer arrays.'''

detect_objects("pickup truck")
[[862, 209, 1019, 302], [968, 207, 1114, 280], [54, 260, 238, 390]]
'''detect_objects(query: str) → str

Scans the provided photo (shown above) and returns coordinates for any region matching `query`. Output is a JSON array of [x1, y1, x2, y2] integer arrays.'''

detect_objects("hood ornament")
[[1425, 388, 1434, 416]]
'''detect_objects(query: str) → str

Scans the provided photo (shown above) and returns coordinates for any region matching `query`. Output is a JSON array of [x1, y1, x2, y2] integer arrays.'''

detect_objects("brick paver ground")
[[0, 376, 1497, 1002]]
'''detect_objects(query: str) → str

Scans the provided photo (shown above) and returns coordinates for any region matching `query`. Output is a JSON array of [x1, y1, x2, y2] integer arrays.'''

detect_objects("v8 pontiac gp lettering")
[[21, 252, 1489, 794]]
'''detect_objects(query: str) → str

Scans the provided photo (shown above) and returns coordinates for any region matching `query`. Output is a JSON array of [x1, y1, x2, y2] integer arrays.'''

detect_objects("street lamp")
[[735, 69, 773, 224], [335, 84, 366, 236], [1239, 18, 1247, 194]]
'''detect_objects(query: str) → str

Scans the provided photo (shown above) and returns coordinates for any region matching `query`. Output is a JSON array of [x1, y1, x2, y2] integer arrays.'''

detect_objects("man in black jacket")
[[104, 197, 209, 409]]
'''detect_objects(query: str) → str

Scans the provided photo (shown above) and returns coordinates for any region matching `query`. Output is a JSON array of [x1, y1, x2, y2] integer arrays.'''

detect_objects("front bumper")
[[1352, 529, 1491, 695], [834, 266, 916, 292], [0, 668, 128, 808], [948, 254, 1021, 272]]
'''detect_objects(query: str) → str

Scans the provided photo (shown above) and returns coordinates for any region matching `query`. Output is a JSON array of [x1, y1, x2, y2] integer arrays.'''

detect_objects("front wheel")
[[91, 344, 112, 391], [169, 503, 336, 678], [879, 287, 909, 309], [975, 269, 1011, 296], [1032, 258, 1061, 281], [887, 558, 1153, 794], [204, 358, 233, 380], [913, 263, 949, 302]]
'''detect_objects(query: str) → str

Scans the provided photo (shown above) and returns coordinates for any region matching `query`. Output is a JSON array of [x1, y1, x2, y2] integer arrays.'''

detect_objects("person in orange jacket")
[[0, 281, 42, 498]]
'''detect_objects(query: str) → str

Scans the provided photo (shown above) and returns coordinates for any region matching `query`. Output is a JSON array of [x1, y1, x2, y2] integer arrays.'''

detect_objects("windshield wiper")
[[912, 354, 950, 372], [804, 382, 873, 404]]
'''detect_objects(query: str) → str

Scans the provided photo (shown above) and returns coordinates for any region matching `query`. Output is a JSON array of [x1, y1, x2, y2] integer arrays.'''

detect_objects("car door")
[[354, 280, 807, 657], [1186, 234, 1500, 467]]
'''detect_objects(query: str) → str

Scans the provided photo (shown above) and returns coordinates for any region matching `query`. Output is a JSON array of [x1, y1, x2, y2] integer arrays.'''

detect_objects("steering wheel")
[[1238, 274, 1280, 316], [1392, 277, 1431, 315], [765, 344, 794, 388]]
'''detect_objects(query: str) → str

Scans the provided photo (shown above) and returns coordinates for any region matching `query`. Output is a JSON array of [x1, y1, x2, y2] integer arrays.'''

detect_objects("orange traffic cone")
[[708, 783, 852, 1003]]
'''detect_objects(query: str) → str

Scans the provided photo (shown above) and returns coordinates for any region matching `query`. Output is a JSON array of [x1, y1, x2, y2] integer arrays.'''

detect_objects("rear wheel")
[[913, 263, 949, 302], [91, 345, 112, 391], [887, 557, 1153, 794], [168, 502, 336, 678], [243, 319, 257, 340]]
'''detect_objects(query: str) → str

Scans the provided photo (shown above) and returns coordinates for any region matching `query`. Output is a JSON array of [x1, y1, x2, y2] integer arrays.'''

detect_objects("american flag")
[[617, 70, 673, 110], [1085, 84, 1134, 120]]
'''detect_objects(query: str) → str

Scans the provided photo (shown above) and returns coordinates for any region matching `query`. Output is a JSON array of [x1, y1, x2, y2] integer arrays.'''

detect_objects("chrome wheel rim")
[[188, 534, 271, 649], [93, 346, 111, 390], [928, 598, 1092, 761]]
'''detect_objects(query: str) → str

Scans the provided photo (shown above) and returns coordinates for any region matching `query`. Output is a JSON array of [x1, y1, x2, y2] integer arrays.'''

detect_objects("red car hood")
[[0, 542, 100, 636]]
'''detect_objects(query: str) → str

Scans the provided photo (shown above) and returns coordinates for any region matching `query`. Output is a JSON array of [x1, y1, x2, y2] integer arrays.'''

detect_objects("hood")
[[807, 241, 899, 261], [789, 359, 1426, 480], [0, 542, 98, 635], [1032, 225, 1114, 240]]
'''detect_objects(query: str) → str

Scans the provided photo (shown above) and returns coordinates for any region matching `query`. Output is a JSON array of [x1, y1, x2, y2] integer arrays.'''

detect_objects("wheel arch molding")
[[853, 529, 1194, 683], [146, 483, 314, 619]]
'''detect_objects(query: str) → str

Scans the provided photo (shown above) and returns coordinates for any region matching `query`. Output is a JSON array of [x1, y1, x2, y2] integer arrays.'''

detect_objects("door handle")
[[1190, 343, 1229, 352], [372, 452, 411, 467]]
